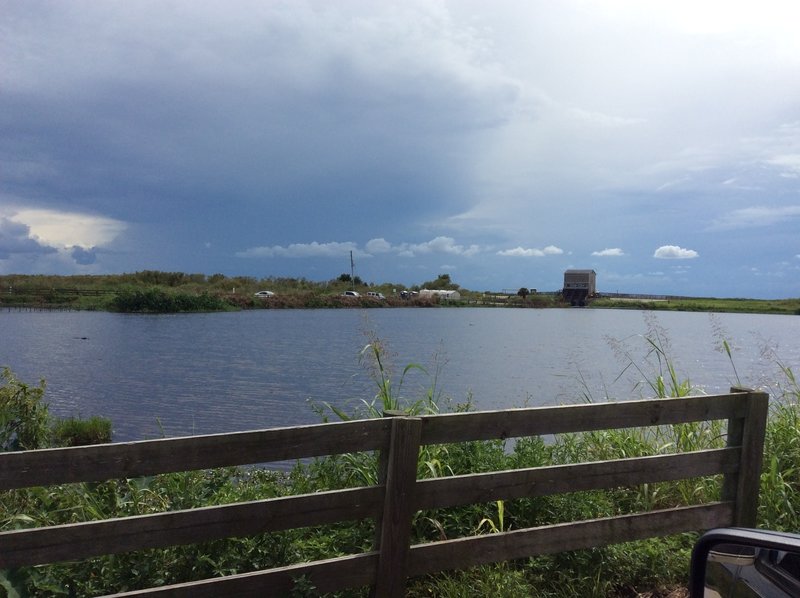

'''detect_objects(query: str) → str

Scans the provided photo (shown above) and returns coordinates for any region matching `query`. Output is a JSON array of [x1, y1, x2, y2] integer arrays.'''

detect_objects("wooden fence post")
[[372, 410, 407, 552], [371, 415, 422, 598], [723, 387, 769, 527]]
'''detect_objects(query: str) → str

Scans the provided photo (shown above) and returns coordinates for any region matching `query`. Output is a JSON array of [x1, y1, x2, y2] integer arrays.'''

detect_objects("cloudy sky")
[[2, 1, 799, 298]]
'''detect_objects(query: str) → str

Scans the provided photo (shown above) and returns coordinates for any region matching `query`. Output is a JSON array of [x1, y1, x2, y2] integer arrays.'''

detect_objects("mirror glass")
[[704, 542, 800, 597]]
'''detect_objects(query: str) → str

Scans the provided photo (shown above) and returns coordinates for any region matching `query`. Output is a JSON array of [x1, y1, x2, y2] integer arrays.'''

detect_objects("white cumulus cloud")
[[365, 238, 393, 253], [653, 245, 699, 259], [236, 241, 366, 259], [497, 245, 563, 257], [592, 248, 625, 257], [237, 236, 483, 260], [407, 236, 481, 257]]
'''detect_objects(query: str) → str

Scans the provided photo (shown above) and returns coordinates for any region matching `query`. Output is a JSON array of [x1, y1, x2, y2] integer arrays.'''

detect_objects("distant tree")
[[230, 276, 257, 287], [518, 287, 530, 301], [421, 273, 459, 290], [336, 273, 367, 287]]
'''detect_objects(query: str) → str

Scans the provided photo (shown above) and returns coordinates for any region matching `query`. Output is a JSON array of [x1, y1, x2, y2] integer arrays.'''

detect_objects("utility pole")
[[350, 251, 356, 291]]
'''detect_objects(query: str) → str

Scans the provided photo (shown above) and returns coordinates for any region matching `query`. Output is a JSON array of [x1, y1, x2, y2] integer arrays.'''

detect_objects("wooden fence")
[[0, 388, 768, 597]]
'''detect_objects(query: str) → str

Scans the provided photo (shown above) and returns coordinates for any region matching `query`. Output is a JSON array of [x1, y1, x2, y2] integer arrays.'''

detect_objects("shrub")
[[0, 367, 49, 451], [110, 287, 230, 313], [50, 416, 113, 447]]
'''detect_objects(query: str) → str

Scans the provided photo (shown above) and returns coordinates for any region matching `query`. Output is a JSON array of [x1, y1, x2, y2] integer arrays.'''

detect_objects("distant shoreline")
[[1, 273, 797, 315], [2, 296, 798, 316], [590, 296, 800, 315]]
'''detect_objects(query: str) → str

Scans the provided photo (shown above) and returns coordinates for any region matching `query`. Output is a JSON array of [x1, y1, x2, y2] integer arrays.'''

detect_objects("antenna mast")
[[350, 251, 355, 291]]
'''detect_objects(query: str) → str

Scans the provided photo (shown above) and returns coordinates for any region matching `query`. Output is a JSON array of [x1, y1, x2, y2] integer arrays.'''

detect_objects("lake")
[[1, 308, 798, 442]]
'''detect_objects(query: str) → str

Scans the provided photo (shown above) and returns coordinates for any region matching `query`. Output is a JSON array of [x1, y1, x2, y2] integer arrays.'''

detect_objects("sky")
[[2, 1, 799, 298]]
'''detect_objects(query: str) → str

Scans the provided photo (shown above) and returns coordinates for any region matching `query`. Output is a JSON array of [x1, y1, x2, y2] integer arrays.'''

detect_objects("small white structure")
[[419, 289, 461, 301]]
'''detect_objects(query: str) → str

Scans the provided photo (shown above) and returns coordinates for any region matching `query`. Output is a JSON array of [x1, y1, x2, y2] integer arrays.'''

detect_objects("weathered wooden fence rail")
[[0, 388, 768, 597]]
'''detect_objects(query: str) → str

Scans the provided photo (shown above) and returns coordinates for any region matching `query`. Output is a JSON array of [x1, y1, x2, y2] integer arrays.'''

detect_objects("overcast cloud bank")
[[1, 1, 799, 297]]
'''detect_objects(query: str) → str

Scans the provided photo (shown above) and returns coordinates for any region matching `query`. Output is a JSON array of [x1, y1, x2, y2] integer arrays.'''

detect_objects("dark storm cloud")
[[2, 1, 800, 297], [70, 246, 98, 265], [0, 217, 57, 260], [1, 2, 516, 222]]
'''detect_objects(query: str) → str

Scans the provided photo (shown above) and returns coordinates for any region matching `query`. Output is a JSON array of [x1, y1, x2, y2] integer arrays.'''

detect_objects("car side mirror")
[[690, 528, 800, 597]]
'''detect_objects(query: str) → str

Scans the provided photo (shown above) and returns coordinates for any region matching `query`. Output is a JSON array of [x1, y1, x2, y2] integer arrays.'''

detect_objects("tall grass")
[[757, 360, 800, 532], [0, 368, 48, 451], [50, 416, 112, 447]]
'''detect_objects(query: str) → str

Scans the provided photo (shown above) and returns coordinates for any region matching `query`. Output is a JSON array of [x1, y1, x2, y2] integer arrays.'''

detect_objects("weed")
[[0, 368, 49, 451], [476, 500, 507, 534], [50, 415, 112, 446]]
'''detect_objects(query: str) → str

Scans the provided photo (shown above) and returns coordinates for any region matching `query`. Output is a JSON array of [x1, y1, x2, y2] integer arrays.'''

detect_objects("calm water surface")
[[1, 308, 798, 441]]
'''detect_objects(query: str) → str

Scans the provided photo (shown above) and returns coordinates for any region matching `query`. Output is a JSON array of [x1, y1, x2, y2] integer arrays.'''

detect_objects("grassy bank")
[[0, 272, 463, 312], [3, 272, 796, 314], [592, 296, 800, 315], [2, 327, 799, 596]]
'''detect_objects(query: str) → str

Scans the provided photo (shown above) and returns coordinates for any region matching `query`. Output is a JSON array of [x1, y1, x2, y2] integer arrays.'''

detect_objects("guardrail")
[[0, 388, 769, 597]]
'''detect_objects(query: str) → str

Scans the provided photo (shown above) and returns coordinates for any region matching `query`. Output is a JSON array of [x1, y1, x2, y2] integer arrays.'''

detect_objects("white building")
[[419, 289, 461, 301]]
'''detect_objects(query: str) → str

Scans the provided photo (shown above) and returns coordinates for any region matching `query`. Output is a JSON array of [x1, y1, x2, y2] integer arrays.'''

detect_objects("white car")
[[254, 290, 275, 298], [341, 290, 360, 297], [367, 292, 385, 300]]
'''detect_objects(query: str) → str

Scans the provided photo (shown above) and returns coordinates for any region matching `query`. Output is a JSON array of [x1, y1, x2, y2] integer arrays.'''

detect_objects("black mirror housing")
[[691, 528, 800, 597]]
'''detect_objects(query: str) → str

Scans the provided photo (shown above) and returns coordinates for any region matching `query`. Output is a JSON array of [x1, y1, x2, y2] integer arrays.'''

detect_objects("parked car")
[[341, 290, 360, 297], [254, 290, 275, 298], [366, 291, 385, 300]]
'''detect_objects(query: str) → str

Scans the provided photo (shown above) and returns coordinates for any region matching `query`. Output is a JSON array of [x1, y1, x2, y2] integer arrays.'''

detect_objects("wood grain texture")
[[0, 486, 382, 568], [419, 393, 749, 445], [0, 419, 391, 490], [414, 448, 740, 510], [372, 417, 422, 598], [408, 503, 735, 577]]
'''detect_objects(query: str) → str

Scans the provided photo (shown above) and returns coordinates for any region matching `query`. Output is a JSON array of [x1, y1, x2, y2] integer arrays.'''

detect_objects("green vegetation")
[[0, 367, 112, 452], [0, 368, 49, 451], [2, 326, 799, 596], [109, 287, 232, 313], [593, 295, 800, 315], [420, 273, 459, 290], [2, 272, 797, 313], [50, 416, 113, 447], [0, 272, 469, 312]]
